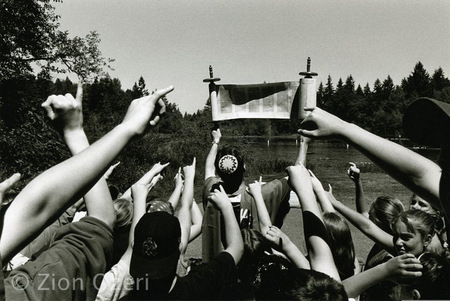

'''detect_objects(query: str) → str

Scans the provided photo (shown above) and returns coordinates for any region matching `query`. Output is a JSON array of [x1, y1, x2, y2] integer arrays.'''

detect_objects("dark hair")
[[322, 212, 356, 280], [214, 145, 245, 194], [414, 252, 450, 299], [369, 196, 404, 234], [255, 267, 348, 301]]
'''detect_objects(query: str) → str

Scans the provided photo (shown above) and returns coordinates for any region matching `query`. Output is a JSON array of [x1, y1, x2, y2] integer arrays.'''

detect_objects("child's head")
[[392, 209, 435, 256], [322, 212, 356, 280], [369, 196, 404, 234], [399, 252, 450, 300], [409, 193, 440, 216], [113, 198, 133, 230], [255, 266, 348, 301], [214, 145, 245, 193]]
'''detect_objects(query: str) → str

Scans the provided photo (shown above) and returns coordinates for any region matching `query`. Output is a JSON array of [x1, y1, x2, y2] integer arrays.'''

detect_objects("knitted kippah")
[[218, 154, 239, 174]]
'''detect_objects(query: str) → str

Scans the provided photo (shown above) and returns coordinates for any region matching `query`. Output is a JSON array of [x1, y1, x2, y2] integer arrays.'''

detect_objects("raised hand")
[[208, 185, 231, 211], [183, 157, 196, 181], [174, 167, 184, 189], [137, 162, 170, 185], [121, 86, 173, 135], [0, 173, 21, 207], [248, 177, 262, 197], [384, 253, 422, 284], [347, 162, 360, 182], [265, 225, 291, 249], [41, 82, 84, 133], [211, 128, 221, 143], [103, 161, 121, 180], [298, 107, 348, 140]]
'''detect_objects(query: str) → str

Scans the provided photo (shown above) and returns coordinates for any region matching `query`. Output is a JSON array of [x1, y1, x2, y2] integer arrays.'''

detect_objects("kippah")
[[218, 155, 239, 174]]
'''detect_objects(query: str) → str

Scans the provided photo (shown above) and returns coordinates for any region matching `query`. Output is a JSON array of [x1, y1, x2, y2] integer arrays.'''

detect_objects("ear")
[[412, 289, 421, 300], [423, 234, 433, 248]]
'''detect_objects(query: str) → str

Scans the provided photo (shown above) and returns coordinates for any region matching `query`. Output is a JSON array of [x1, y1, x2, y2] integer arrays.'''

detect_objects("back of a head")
[[113, 198, 133, 230], [256, 267, 348, 301], [214, 145, 245, 193], [130, 212, 181, 299], [322, 212, 356, 280], [369, 196, 404, 234], [414, 251, 450, 299]]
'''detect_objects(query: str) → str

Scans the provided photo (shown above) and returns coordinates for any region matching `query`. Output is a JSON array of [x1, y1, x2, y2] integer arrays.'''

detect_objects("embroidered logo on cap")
[[142, 237, 158, 257], [219, 155, 238, 174]]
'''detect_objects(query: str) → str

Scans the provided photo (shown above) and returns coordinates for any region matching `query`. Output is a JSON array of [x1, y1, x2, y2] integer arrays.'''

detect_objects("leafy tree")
[[0, 0, 113, 81]]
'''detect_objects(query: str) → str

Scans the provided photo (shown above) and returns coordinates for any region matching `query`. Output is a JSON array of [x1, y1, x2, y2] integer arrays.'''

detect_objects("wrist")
[[212, 140, 220, 145]]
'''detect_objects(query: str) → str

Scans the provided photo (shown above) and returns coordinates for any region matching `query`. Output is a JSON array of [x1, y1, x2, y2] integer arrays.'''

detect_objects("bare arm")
[[189, 201, 202, 242], [265, 225, 310, 269], [1, 85, 173, 264], [248, 178, 272, 234], [204, 129, 221, 180], [348, 162, 369, 218], [327, 188, 395, 254], [342, 253, 422, 298], [208, 185, 244, 265], [300, 107, 442, 210], [286, 163, 340, 281], [309, 170, 335, 213], [177, 158, 196, 257], [167, 168, 183, 209]]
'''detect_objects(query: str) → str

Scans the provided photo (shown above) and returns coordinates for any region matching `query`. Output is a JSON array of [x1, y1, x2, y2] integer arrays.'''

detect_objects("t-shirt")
[[4, 217, 113, 301], [167, 252, 236, 300], [203, 176, 291, 231], [96, 255, 134, 301]]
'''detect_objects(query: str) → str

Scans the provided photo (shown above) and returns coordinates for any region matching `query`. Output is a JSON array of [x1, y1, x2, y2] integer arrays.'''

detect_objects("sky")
[[54, 0, 450, 114]]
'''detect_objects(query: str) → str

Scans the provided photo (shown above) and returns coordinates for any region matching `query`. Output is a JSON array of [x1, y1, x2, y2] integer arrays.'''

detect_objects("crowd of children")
[[0, 83, 449, 300]]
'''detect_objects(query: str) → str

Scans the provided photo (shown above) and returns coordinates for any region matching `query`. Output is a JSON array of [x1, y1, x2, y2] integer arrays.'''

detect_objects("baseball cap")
[[403, 97, 450, 147], [130, 212, 181, 281]]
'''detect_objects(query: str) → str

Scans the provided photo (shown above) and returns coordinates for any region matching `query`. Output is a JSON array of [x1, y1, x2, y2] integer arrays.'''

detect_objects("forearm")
[[64, 128, 115, 227], [341, 123, 441, 206], [342, 262, 388, 298], [314, 186, 335, 213], [354, 179, 369, 217], [178, 177, 194, 254], [188, 202, 202, 242], [1, 124, 135, 262], [253, 191, 272, 233], [205, 143, 219, 180], [282, 240, 310, 269], [221, 204, 244, 264], [129, 195, 147, 246], [167, 186, 183, 209], [332, 200, 394, 251]]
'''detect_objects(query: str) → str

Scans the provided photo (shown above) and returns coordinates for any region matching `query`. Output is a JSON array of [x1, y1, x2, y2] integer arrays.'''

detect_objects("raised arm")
[[342, 253, 422, 298], [1, 85, 173, 264], [204, 128, 221, 180], [300, 107, 441, 210], [208, 185, 244, 265], [167, 167, 183, 209], [309, 170, 335, 213], [177, 158, 196, 257], [49, 82, 115, 227], [189, 201, 202, 242], [248, 178, 272, 234], [265, 225, 310, 269], [326, 186, 395, 254], [347, 162, 369, 218], [286, 163, 340, 281]]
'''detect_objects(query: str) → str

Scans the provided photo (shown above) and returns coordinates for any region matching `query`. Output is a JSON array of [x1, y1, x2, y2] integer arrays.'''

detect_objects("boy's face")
[[392, 220, 425, 256]]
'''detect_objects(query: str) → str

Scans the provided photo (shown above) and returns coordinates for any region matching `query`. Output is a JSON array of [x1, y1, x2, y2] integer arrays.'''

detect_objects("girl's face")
[[409, 195, 437, 215], [392, 220, 428, 256]]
